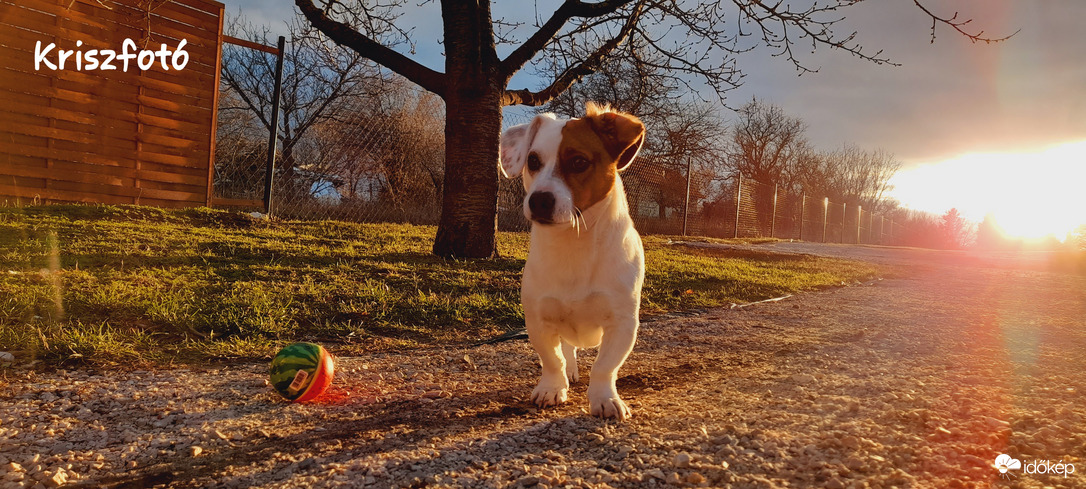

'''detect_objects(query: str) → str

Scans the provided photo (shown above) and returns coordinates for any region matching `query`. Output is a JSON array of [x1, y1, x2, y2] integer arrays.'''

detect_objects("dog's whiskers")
[[573, 207, 588, 236]]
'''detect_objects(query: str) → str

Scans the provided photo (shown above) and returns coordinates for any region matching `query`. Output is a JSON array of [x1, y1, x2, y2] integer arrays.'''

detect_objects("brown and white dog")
[[500, 103, 646, 420]]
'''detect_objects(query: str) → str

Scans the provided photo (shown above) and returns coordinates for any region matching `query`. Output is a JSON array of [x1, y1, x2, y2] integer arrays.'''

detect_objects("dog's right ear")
[[499, 124, 529, 178], [499, 114, 550, 178]]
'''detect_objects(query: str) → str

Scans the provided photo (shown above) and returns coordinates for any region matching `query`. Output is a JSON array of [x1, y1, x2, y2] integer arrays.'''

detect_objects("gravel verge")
[[1, 244, 1083, 488]]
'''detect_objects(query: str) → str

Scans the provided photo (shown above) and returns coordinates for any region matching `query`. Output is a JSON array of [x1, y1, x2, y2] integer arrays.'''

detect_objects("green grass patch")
[[0, 204, 879, 367]]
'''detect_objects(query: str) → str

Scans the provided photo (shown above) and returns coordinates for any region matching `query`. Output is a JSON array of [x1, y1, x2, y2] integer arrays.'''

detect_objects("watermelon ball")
[[269, 342, 335, 402]]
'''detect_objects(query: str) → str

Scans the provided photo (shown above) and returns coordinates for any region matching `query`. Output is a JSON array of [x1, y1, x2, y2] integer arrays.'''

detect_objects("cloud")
[[726, 0, 1086, 167]]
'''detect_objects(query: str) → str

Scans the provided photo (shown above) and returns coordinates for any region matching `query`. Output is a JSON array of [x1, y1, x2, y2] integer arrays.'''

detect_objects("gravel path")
[[2, 244, 1084, 488]]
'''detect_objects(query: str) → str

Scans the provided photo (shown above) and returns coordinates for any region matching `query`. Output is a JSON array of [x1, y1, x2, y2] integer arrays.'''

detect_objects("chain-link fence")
[[212, 54, 904, 244]]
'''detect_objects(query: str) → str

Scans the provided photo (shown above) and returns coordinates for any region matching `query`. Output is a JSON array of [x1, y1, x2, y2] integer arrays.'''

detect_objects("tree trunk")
[[432, 1, 502, 259], [432, 88, 502, 258]]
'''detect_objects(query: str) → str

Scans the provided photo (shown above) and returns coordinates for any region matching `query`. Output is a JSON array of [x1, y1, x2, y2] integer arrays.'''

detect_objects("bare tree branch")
[[912, 0, 1019, 44], [294, 0, 447, 96], [503, 1, 645, 106], [499, 0, 639, 80]]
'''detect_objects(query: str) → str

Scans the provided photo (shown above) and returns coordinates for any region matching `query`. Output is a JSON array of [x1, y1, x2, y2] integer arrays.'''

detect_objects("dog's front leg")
[[588, 317, 638, 420], [528, 328, 569, 408]]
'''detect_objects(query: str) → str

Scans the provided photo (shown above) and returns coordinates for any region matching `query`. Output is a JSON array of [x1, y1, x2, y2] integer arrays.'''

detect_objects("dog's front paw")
[[589, 394, 631, 421], [530, 381, 569, 408]]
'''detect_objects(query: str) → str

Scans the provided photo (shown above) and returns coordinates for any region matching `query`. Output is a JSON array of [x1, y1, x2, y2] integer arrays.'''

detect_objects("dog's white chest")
[[535, 292, 612, 347], [538, 292, 613, 324]]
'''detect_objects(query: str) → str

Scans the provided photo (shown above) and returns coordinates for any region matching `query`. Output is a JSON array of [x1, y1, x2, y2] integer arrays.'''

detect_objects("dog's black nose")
[[528, 191, 556, 221]]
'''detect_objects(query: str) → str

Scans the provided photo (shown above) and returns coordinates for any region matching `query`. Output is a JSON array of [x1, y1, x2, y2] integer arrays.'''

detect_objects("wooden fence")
[[0, 0, 224, 208]]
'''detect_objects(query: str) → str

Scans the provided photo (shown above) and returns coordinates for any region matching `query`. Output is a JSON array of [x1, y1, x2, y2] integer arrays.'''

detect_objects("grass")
[[0, 205, 880, 367]]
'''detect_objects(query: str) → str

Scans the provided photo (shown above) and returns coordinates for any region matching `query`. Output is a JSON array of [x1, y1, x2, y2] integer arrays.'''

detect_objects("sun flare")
[[889, 141, 1086, 241]]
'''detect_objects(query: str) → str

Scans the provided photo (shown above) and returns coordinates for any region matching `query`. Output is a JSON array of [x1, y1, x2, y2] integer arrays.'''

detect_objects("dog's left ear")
[[587, 110, 645, 172]]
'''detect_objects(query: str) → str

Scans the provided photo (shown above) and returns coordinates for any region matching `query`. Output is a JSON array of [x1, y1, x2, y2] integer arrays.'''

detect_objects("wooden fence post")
[[207, 5, 225, 207]]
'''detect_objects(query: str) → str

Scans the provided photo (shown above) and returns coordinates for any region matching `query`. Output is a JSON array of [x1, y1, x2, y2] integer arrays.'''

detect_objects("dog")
[[499, 103, 646, 420]]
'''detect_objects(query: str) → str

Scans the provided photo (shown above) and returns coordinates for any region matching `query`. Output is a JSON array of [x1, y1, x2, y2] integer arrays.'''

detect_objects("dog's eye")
[[527, 153, 542, 173], [569, 156, 591, 173]]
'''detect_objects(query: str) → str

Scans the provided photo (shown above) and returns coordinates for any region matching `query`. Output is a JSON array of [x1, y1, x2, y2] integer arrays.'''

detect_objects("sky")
[[228, 1, 1085, 238]]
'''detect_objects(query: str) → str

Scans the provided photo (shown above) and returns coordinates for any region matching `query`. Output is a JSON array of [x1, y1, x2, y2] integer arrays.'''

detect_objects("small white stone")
[[791, 373, 817, 384]]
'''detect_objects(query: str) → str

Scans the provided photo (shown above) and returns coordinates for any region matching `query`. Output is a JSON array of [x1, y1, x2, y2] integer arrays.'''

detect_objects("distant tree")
[[306, 80, 445, 215], [1073, 224, 1086, 251], [295, 0, 1012, 258], [726, 98, 809, 191], [975, 214, 1012, 249], [213, 88, 269, 200], [800, 144, 901, 212], [941, 208, 972, 250], [541, 43, 726, 166], [219, 12, 379, 196]]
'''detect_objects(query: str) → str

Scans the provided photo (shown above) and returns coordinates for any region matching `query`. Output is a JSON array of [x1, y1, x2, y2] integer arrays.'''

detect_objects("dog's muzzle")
[[528, 191, 556, 224]]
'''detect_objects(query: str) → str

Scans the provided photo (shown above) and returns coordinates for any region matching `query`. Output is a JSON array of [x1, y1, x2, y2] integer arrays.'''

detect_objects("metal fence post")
[[841, 203, 848, 243], [799, 193, 805, 241], [733, 174, 742, 239], [262, 35, 286, 216], [856, 205, 862, 244], [822, 197, 828, 243], [682, 157, 692, 236], [770, 184, 778, 238]]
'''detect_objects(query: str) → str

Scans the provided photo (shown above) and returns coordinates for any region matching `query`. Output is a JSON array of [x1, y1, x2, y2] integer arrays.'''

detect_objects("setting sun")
[[889, 141, 1086, 241]]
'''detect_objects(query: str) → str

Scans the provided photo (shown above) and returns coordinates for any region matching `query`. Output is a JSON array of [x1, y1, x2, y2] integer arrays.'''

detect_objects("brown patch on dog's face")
[[557, 109, 645, 211], [558, 117, 616, 211]]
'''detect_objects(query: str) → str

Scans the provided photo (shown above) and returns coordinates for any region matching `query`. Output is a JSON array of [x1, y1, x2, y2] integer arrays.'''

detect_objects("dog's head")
[[500, 103, 645, 226]]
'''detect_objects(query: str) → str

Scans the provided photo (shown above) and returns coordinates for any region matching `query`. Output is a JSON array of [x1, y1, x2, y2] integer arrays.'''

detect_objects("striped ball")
[[269, 342, 335, 402]]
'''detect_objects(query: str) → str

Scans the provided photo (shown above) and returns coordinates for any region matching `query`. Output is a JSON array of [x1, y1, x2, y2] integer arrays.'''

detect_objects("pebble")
[[686, 472, 706, 484], [643, 468, 666, 481], [791, 373, 817, 384]]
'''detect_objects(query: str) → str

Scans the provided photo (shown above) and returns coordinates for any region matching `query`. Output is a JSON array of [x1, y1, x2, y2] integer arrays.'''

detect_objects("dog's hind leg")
[[528, 329, 569, 408], [561, 340, 579, 384]]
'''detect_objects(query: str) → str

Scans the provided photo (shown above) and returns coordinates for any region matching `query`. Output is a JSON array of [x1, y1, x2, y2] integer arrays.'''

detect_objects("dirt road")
[[2, 243, 1084, 488]]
